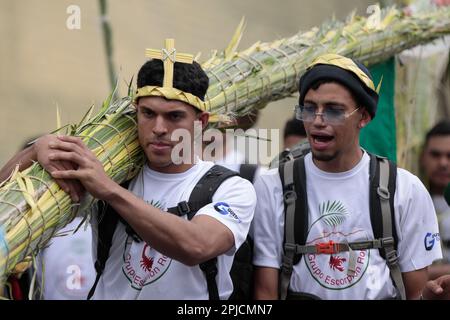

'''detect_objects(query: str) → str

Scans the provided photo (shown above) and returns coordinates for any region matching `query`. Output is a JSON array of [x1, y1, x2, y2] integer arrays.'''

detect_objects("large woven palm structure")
[[1, 5, 450, 282]]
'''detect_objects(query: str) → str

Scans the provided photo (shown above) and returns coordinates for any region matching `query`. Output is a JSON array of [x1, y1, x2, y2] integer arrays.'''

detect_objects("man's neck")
[[147, 161, 196, 174], [313, 147, 364, 173]]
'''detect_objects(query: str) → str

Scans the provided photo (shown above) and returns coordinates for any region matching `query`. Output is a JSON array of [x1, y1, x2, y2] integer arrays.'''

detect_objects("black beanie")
[[298, 59, 379, 119]]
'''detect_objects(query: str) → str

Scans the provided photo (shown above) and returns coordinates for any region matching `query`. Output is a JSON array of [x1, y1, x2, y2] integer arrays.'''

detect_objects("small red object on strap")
[[315, 240, 339, 254]]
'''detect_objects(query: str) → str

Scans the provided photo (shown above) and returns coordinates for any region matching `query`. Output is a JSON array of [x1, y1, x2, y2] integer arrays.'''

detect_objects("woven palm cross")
[[145, 39, 194, 88]]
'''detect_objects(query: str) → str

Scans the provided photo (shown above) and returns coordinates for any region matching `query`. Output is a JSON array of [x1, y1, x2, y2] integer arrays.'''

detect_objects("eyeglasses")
[[295, 104, 360, 125]]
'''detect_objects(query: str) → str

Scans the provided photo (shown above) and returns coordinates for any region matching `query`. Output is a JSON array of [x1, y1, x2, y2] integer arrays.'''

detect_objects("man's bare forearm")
[[0, 146, 36, 183], [105, 184, 233, 266]]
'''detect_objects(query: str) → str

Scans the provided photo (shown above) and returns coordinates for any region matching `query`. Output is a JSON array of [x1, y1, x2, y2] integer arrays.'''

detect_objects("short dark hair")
[[424, 119, 450, 146], [284, 116, 306, 139], [137, 59, 209, 101]]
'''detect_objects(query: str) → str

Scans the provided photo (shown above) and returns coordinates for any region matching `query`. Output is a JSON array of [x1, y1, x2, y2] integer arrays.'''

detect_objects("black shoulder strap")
[[167, 165, 239, 300], [189, 165, 239, 214], [368, 153, 398, 254], [167, 165, 238, 219], [269, 141, 311, 169], [239, 164, 258, 183], [368, 153, 405, 299], [291, 157, 309, 262], [279, 156, 308, 300], [87, 180, 131, 300]]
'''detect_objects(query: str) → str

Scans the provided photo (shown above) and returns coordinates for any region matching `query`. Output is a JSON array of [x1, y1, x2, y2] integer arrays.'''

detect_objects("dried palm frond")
[[0, 95, 144, 283]]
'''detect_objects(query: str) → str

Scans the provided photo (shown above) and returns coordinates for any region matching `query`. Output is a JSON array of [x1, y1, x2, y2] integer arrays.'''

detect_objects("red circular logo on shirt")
[[122, 237, 172, 290]]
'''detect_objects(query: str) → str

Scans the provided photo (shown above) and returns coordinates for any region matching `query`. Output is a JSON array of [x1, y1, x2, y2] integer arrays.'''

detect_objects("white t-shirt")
[[252, 152, 443, 300], [36, 217, 96, 300], [433, 195, 450, 261], [216, 149, 267, 182], [216, 149, 246, 173], [92, 160, 256, 300]]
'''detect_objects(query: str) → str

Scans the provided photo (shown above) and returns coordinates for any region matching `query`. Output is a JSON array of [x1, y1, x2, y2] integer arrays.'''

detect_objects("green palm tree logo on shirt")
[[304, 200, 371, 290], [308, 200, 349, 233]]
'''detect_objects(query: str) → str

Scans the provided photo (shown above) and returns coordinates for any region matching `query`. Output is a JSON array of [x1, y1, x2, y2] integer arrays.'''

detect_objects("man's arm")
[[0, 135, 83, 202], [47, 135, 255, 266], [254, 267, 279, 299], [428, 262, 450, 280], [402, 267, 429, 299], [251, 170, 285, 300], [105, 184, 235, 265], [395, 171, 443, 299], [0, 146, 36, 182]]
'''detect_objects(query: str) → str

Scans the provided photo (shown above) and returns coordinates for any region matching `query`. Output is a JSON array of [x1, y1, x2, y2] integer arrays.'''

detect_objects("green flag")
[[360, 57, 397, 162]]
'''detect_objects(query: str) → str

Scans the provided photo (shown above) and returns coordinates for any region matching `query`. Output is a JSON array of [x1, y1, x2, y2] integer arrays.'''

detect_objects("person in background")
[[212, 110, 265, 183], [34, 217, 96, 299], [421, 120, 450, 279], [283, 117, 307, 150]]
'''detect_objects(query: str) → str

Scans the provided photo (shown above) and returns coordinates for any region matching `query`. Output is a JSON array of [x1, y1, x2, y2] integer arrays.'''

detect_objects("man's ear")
[[358, 108, 371, 129], [198, 112, 210, 130]]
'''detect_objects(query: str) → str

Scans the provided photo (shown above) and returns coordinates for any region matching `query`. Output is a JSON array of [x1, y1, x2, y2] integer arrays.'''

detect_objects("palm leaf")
[[319, 200, 349, 228]]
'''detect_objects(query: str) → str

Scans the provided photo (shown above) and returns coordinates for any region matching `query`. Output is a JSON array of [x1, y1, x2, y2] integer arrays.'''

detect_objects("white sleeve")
[[251, 169, 284, 269], [195, 176, 256, 252], [395, 169, 443, 272]]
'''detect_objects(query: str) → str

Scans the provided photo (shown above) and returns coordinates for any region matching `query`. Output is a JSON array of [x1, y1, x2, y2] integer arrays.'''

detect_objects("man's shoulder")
[[252, 167, 283, 197], [191, 159, 214, 170], [255, 166, 281, 183], [210, 169, 257, 211], [195, 160, 255, 193], [395, 166, 431, 201], [216, 174, 256, 195]]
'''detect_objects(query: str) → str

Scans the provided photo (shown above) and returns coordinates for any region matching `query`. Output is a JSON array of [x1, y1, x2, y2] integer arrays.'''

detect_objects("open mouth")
[[312, 134, 334, 143], [310, 133, 334, 150]]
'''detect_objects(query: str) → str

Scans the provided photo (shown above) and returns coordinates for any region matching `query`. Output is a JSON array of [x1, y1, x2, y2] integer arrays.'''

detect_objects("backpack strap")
[[239, 164, 258, 183], [284, 238, 397, 255], [290, 141, 311, 159], [269, 140, 311, 169], [166, 165, 238, 219], [167, 165, 239, 300], [88, 180, 131, 300], [369, 153, 405, 300], [379, 159, 404, 300], [279, 157, 308, 300]]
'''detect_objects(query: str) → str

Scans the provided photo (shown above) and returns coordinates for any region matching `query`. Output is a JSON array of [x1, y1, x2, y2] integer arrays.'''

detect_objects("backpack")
[[88, 165, 254, 300], [269, 140, 312, 169], [238, 164, 258, 184], [227, 163, 258, 300], [275, 144, 406, 300]]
